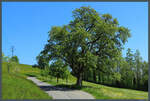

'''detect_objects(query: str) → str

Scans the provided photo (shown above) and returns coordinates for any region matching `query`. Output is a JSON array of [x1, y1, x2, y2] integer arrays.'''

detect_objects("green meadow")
[[2, 62, 148, 99], [2, 62, 52, 100]]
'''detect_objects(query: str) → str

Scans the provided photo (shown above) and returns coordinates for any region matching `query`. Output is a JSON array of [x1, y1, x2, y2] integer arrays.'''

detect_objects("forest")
[[82, 48, 148, 91]]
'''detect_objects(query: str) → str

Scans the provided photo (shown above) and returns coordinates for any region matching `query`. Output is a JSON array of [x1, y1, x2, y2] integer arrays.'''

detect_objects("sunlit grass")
[[37, 74, 148, 99], [2, 62, 52, 99], [2, 62, 148, 99]]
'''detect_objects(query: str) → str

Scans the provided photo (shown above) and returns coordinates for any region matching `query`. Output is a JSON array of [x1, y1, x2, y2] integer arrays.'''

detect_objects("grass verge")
[[2, 62, 52, 99]]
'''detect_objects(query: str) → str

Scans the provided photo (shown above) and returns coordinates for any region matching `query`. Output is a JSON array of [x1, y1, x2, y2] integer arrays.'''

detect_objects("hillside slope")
[[2, 62, 52, 99], [2, 62, 148, 99]]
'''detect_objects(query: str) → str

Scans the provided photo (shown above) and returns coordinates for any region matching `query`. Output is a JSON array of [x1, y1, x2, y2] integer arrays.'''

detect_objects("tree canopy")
[[38, 6, 131, 86]]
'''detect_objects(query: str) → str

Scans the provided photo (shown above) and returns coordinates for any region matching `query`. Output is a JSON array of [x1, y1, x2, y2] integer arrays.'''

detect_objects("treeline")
[[81, 48, 148, 91], [2, 53, 19, 63]]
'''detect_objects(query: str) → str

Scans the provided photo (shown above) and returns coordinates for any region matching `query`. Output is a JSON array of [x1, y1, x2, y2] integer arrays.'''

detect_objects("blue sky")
[[2, 2, 148, 65]]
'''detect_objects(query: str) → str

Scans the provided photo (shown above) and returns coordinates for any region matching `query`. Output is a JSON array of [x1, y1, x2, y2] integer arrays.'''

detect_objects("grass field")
[[36, 74, 148, 99], [2, 62, 52, 100], [2, 62, 148, 99]]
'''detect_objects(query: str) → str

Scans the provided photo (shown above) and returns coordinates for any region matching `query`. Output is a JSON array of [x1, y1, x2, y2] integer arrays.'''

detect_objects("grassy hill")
[[2, 62, 148, 99], [2, 62, 52, 99]]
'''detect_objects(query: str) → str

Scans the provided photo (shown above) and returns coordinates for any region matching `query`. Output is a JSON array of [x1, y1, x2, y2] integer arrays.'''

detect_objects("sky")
[[2, 2, 148, 65]]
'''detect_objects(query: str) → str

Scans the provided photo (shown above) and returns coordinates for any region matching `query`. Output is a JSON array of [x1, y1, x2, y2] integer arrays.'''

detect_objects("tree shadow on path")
[[43, 84, 99, 91], [38, 84, 98, 92], [39, 85, 76, 91]]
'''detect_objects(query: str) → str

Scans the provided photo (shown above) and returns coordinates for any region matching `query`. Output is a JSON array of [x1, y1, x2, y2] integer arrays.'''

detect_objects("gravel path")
[[27, 77, 94, 99]]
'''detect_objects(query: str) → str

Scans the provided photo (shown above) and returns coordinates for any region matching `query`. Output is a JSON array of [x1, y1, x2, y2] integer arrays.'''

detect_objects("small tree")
[[40, 66, 51, 81], [50, 59, 68, 83], [7, 59, 12, 73], [63, 68, 70, 84], [10, 56, 19, 64], [36, 54, 49, 69], [6, 56, 18, 73], [2, 53, 9, 62]]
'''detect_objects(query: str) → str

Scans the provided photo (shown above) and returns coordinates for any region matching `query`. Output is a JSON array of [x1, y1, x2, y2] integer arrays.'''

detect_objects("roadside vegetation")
[[2, 56, 52, 99], [34, 71, 148, 99], [2, 54, 148, 99]]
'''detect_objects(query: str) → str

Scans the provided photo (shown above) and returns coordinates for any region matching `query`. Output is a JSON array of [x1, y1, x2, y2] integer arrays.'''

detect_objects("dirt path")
[[27, 77, 94, 99]]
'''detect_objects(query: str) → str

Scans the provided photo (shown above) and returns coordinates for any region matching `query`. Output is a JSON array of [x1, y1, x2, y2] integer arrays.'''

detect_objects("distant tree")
[[32, 64, 39, 68], [50, 59, 68, 83], [36, 54, 49, 69], [2, 53, 9, 62], [142, 61, 148, 90], [125, 48, 135, 88], [10, 56, 19, 63], [40, 65, 51, 81], [134, 49, 143, 88], [63, 68, 70, 84], [81, 48, 148, 91]]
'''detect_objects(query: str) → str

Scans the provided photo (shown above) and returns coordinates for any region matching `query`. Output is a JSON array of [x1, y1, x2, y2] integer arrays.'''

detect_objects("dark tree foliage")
[[36, 54, 49, 69], [83, 48, 148, 91], [32, 64, 39, 68]]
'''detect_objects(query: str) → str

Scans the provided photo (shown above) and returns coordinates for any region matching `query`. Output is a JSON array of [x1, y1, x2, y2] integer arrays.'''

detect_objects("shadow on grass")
[[53, 84, 99, 90], [25, 73, 36, 77]]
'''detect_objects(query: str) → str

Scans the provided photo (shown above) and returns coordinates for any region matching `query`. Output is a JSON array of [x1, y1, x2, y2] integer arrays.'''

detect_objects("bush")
[[10, 56, 19, 64], [32, 64, 38, 68]]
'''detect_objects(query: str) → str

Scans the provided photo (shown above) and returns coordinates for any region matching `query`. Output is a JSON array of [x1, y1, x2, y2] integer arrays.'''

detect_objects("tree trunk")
[[57, 77, 59, 83], [133, 77, 136, 88], [86, 71, 89, 81], [50, 76, 52, 81], [66, 77, 68, 84], [93, 70, 97, 83], [131, 78, 133, 88], [98, 72, 101, 83], [76, 72, 82, 87], [7, 65, 10, 73]]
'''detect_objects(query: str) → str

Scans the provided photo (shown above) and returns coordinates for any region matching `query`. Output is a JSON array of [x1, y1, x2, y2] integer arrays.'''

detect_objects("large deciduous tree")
[[40, 6, 131, 86]]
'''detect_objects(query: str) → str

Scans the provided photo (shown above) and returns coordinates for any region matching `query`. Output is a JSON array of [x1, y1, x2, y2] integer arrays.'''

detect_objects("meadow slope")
[[2, 62, 148, 99], [2, 62, 52, 99]]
